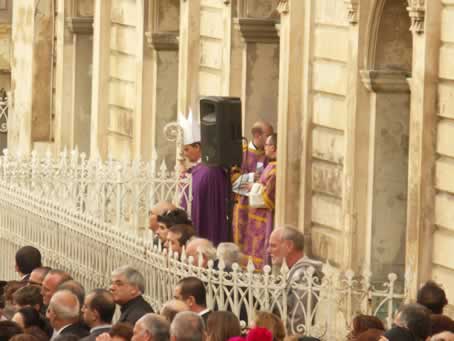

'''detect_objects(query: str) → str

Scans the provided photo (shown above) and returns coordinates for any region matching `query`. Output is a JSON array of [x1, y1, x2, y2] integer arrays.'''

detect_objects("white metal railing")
[[0, 154, 409, 340], [0, 147, 191, 230]]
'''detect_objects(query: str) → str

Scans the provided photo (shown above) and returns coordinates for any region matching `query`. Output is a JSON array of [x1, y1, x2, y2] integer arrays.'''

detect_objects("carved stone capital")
[[344, 0, 359, 24], [360, 70, 411, 93], [234, 18, 279, 44], [407, 0, 425, 34], [66, 16, 94, 34], [145, 31, 179, 51], [277, 0, 289, 15]]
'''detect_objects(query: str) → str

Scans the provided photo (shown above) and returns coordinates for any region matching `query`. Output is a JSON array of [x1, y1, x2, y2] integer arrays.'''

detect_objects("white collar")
[[90, 324, 112, 333], [198, 308, 210, 316]]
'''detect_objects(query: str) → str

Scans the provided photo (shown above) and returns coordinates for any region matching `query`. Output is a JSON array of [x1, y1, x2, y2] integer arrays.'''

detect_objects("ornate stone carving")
[[277, 0, 289, 15], [234, 18, 279, 44], [344, 0, 359, 24], [407, 0, 425, 34], [66, 16, 93, 34]]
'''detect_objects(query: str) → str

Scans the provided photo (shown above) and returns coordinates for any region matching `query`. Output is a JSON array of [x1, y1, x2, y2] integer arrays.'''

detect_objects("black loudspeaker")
[[200, 97, 243, 167]]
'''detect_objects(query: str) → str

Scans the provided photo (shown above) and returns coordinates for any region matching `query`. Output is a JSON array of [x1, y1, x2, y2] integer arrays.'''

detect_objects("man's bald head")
[[149, 201, 178, 232], [47, 289, 80, 326], [251, 121, 274, 149]]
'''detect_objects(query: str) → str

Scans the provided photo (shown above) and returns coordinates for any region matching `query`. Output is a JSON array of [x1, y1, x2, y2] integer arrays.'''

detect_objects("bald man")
[[47, 289, 89, 338], [232, 120, 273, 250]]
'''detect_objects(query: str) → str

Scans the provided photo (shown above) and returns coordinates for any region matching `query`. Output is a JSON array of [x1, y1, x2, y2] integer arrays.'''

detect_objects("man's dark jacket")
[[118, 295, 154, 326]]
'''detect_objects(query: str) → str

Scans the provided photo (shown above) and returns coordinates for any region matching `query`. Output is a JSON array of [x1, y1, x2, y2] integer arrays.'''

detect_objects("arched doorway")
[[360, 0, 413, 282]]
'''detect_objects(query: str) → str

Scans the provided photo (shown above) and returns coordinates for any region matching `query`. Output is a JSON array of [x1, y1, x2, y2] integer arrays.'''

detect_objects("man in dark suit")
[[110, 266, 154, 326], [15, 246, 42, 282], [80, 289, 115, 341], [174, 277, 211, 324], [46, 289, 89, 339]]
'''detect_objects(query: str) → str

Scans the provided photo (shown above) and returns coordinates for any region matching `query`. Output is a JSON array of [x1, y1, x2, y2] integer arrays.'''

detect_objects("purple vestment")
[[188, 163, 230, 246], [244, 161, 276, 268], [232, 143, 268, 249]]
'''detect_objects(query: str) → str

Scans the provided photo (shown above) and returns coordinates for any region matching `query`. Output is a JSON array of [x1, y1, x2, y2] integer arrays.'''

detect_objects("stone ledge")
[[145, 31, 179, 51], [66, 16, 94, 34], [234, 18, 279, 44], [360, 69, 411, 93]]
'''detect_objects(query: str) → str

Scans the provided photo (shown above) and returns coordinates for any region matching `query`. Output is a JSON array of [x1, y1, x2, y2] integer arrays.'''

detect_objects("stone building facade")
[[1, 0, 454, 313]]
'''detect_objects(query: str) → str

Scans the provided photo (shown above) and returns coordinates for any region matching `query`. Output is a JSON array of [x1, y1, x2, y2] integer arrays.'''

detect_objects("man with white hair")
[[267, 225, 322, 332], [185, 238, 216, 268], [216, 242, 242, 271], [46, 289, 89, 339], [170, 311, 205, 341], [132, 313, 170, 341], [110, 266, 153, 326]]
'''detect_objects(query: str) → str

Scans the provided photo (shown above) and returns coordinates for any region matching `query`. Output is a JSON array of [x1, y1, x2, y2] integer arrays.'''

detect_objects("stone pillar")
[[9, 0, 53, 155], [67, 16, 93, 156], [235, 18, 279, 133], [275, 0, 304, 227], [53, 0, 75, 153], [90, 0, 111, 159], [178, 0, 200, 116], [405, 1, 440, 298], [146, 32, 179, 166], [361, 70, 410, 281]]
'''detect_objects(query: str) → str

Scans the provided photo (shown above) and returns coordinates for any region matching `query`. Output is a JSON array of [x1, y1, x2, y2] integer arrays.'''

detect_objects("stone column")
[[178, 0, 200, 116], [67, 16, 93, 156], [90, 0, 111, 159], [235, 17, 279, 133], [53, 0, 75, 154], [9, 0, 53, 155], [275, 0, 304, 227], [361, 70, 410, 281], [405, 0, 440, 298], [146, 33, 179, 166]]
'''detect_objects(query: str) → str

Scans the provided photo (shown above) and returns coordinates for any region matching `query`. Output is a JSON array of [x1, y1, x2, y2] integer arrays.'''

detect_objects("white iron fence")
[[0, 147, 409, 340], [0, 148, 191, 229]]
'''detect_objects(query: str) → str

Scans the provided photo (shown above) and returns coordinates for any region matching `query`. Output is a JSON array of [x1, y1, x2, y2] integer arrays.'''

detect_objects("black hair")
[[15, 246, 42, 275], [177, 277, 206, 307]]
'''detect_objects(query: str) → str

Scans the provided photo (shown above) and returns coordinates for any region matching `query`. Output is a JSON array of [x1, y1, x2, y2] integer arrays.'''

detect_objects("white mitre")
[[178, 109, 201, 145]]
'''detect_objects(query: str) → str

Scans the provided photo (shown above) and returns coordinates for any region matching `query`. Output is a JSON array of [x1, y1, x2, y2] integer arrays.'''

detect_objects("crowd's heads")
[[41, 270, 72, 306], [216, 243, 242, 269], [160, 299, 190, 323], [156, 209, 191, 244], [267, 226, 304, 267], [185, 239, 216, 268], [417, 281, 448, 315], [133, 313, 170, 341], [57, 280, 85, 308], [46, 290, 80, 327], [384, 303, 432, 341], [174, 277, 206, 312], [253, 311, 286, 341], [0, 321, 23, 340], [12, 306, 46, 331], [431, 314, 454, 335], [82, 288, 115, 328], [251, 121, 274, 149], [111, 266, 146, 305], [28, 267, 51, 286], [348, 314, 385, 340], [170, 311, 205, 341], [206, 311, 241, 341], [149, 201, 178, 233], [13, 285, 43, 311], [15, 246, 42, 277], [166, 224, 195, 256], [110, 322, 134, 341]]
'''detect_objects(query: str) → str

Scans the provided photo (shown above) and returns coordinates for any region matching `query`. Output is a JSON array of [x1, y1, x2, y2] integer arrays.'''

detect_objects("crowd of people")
[[1, 242, 454, 341]]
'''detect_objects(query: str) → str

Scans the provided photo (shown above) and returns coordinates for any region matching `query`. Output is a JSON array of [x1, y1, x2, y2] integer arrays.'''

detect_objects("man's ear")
[[187, 295, 196, 307]]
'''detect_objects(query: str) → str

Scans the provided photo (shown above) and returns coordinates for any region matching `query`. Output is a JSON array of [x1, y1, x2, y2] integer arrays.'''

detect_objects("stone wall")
[[307, 0, 349, 266], [433, 0, 454, 311]]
